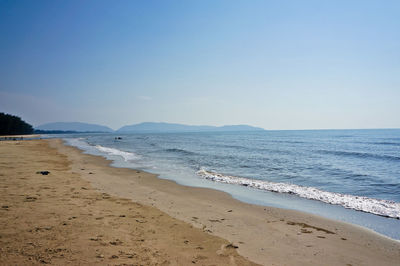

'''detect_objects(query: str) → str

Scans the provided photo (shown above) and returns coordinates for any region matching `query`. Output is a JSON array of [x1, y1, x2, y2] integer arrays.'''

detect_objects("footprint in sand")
[[24, 196, 37, 202], [287, 221, 335, 235], [109, 239, 123, 245]]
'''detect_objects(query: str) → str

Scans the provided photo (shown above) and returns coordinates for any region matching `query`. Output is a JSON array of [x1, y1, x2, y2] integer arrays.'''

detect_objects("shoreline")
[[0, 139, 255, 265], [63, 136, 400, 242], [0, 134, 41, 141], [50, 138, 400, 265]]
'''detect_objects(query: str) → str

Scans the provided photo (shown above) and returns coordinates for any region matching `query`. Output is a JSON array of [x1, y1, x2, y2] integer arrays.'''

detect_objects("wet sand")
[[1, 139, 400, 265]]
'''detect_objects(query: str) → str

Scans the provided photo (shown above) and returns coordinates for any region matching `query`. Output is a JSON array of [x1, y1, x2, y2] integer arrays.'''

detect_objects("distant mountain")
[[36, 122, 114, 133], [218, 125, 265, 131], [117, 122, 264, 133]]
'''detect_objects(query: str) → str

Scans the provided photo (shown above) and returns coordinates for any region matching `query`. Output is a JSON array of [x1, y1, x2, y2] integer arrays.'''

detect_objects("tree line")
[[0, 112, 34, 135]]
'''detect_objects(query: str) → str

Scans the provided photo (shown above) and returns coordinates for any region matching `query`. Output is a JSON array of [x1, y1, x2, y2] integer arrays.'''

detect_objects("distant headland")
[[36, 121, 265, 134]]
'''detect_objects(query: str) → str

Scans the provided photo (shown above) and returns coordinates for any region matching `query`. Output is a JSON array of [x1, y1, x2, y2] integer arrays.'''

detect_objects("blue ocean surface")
[[58, 129, 400, 240]]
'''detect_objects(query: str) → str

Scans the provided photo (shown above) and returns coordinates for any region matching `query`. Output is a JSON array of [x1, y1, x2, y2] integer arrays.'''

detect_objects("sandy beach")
[[1, 139, 400, 265], [0, 139, 255, 265]]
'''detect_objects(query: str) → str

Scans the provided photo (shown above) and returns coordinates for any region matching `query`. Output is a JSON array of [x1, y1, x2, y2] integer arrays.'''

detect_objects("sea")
[[54, 129, 400, 240]]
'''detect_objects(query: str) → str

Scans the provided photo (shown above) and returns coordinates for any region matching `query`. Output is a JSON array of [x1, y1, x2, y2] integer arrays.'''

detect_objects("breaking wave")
[[95, 145, 139, 161], [196, 169, 400, 219]]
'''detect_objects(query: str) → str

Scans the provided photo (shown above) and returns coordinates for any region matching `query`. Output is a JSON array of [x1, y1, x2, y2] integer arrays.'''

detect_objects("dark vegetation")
[[0, 113, 33, 135]]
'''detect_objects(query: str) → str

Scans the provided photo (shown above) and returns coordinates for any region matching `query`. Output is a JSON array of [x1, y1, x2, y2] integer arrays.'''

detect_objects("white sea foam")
[[196, 169, 400, 219], [64, 138, 139, 162], [95, 145, 139, 161], [64, 138, 91, 149]]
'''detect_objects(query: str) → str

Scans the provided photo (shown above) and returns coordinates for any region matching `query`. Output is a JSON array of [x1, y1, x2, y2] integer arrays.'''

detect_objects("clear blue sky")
[[1, 0, 399, 130]]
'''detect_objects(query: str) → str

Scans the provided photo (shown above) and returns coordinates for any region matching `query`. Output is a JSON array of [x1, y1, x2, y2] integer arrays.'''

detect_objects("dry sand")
[[1, 139, 400, 265]]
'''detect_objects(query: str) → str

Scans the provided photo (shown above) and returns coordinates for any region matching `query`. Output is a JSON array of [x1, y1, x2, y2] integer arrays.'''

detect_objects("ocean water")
[[58, 129, 400, 240]]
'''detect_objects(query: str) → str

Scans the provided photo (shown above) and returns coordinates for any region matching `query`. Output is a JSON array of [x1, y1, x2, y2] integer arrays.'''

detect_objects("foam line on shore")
[[196, 169, 400, 219], [94, 145, 139, 161], [64, 138, 139, 162]]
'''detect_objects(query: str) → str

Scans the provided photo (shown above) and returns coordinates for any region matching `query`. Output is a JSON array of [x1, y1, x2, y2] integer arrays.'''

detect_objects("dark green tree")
[[0, 113, 33, 135]]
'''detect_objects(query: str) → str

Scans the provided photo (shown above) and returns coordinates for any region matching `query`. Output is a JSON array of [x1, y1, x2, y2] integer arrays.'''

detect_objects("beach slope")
[[0, 139, 255, 265]]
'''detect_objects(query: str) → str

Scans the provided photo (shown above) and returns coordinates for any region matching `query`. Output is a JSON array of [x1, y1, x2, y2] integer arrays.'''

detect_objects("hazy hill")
[[36, 122, 114, 133], [117, 122, 264, 133]]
